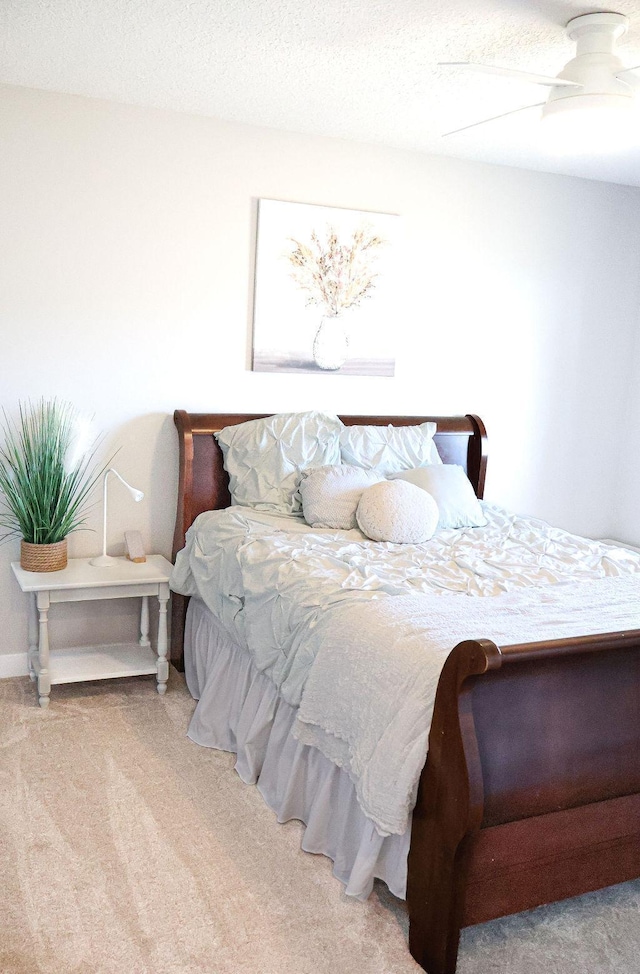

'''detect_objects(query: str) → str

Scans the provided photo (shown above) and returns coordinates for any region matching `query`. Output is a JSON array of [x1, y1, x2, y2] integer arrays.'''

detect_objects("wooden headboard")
[[170, 410, 488, 668]]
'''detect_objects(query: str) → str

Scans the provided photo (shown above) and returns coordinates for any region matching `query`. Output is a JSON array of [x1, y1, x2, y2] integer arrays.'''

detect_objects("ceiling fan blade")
[[442, 102, 546, 137], [617, 65, 640, 77], [439, 62, 582, 88]]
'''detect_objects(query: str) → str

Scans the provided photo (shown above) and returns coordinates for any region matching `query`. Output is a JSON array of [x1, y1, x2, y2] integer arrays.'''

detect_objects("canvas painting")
[[252, 199, 398, 375]]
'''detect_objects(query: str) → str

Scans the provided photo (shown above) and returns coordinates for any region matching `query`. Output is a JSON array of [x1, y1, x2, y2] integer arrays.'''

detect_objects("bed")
[[170, 410, 640, 974]]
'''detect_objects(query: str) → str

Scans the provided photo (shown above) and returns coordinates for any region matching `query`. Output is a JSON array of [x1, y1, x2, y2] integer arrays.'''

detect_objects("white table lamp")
[[90, 468, 144, 567]]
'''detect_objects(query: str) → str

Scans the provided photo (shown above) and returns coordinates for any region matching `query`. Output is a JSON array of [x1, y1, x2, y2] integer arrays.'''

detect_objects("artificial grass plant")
[[0, 399, 104, 545]]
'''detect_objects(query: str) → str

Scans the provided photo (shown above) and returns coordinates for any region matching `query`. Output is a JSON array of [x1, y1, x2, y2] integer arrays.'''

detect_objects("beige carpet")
[[1, 672, 639, 974]]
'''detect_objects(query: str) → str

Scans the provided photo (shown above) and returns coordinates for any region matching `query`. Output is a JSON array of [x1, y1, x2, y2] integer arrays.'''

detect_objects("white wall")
[[1, 83, 640, 665], [608, 313, 640, 547]]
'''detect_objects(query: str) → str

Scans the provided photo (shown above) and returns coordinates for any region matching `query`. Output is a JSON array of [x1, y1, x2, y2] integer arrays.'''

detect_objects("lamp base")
[[89, 554, 120, 568]]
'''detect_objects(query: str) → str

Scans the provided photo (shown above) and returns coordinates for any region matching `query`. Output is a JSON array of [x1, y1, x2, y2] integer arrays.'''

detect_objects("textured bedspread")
[[171, 504, 640, 832]]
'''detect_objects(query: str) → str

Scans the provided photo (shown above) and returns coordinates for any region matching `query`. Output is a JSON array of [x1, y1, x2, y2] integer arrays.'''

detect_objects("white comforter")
[[171, 504, 640, 833]]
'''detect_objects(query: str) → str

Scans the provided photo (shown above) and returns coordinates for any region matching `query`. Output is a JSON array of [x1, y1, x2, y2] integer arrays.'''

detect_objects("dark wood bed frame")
[[171, 410, 640, 974]]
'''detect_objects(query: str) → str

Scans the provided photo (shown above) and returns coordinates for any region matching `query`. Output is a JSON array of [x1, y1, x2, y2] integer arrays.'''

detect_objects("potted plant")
[[0, 399, 104, 572]]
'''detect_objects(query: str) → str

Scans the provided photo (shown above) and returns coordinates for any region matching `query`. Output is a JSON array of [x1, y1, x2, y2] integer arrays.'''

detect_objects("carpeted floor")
[[1, 671, 639, 974]]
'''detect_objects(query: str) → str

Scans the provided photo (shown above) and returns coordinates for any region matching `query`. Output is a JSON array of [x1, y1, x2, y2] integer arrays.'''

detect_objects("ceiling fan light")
[[540, 94, 636, 154]]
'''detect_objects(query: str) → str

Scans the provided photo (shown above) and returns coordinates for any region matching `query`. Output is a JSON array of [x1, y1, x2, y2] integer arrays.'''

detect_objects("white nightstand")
[[12, 555, 173, 707]]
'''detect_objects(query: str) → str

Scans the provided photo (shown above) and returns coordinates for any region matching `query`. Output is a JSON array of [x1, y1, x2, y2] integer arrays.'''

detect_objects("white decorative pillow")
[[339, 423, 441, 476], [391, 464, 487, 530], [215, 412, 343, 514], [356, 480, 439, 544], [299, 464, 384, 530]]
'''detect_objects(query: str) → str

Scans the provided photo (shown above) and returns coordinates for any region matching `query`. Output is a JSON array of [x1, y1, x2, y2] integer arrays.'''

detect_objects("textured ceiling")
[[1, 0, 640, 185]]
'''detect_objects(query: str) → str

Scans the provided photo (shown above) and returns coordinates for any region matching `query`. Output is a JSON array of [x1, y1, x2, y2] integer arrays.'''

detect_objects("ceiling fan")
[[440, 11, 640, 149]]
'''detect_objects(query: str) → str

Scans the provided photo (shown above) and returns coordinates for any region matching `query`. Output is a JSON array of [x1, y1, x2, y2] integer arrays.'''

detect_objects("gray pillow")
[[339, 422, 441, 477], [356, 480, 439, 544], [215, 412, 343, 514], [391, 464, 486, 529], [299, 464, 383, 530]]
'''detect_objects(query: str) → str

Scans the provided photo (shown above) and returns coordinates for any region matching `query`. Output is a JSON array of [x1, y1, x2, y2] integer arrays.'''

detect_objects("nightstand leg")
[[36, 591, 51, 708], [27, 593, 38, 682], [139, 595, 150, 647], [156, 584, 169, 695]]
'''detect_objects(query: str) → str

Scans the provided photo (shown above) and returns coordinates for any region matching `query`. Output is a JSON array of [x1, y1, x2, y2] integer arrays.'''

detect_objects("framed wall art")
[[251, 199, 398, 376]]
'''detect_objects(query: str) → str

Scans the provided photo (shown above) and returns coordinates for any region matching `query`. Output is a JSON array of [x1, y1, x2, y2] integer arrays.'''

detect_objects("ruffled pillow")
[[339, 423, 441, 477], [391, 464, 486, 529], [356, 480, 439, 544], [215, 411, 343, 514], [299, 464, 384, 530]]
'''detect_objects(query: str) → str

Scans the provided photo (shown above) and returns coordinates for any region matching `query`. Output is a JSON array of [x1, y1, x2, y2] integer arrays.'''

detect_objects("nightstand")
[[12, 555, 173, 707]]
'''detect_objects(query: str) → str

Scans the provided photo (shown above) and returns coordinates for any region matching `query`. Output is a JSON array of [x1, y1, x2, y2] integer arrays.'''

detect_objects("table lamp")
[[90, 468, 144, 567]]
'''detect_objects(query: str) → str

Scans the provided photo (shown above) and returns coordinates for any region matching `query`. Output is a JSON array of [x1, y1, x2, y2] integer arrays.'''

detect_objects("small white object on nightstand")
[[125, 530, 146, 563], [12, 555, 173, 708]]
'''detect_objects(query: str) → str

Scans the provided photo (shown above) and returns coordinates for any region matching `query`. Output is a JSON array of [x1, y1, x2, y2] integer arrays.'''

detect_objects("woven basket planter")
[[20, 539, 68, 573]]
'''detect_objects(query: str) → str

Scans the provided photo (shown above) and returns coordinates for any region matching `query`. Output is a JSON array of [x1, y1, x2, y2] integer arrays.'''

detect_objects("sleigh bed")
[[170, 410, 640, 974]]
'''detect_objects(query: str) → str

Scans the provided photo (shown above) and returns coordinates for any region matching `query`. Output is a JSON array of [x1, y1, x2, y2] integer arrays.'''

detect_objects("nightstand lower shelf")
[[32, 643, 159, 685]]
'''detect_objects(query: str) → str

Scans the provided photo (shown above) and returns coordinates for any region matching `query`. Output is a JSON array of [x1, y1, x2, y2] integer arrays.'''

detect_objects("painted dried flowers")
[[286, 225, 386, 317]]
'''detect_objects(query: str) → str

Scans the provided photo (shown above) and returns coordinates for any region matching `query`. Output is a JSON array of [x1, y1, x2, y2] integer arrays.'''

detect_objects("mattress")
[[172, 502, 640, 702], [171, 504, 640, 886]]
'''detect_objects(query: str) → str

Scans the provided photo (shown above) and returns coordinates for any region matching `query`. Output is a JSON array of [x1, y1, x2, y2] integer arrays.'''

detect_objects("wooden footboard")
[[407, 630, 640, 974]]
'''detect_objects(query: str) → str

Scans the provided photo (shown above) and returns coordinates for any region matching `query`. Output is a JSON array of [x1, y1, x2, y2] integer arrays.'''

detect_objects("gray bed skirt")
[[184, 597, 410, 899]]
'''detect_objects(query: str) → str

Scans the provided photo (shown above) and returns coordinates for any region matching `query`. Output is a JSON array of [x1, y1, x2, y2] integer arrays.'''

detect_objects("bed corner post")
[[171, 410, 194, 672], [465, 415, 488, 499], [407, 638, 501, 974]]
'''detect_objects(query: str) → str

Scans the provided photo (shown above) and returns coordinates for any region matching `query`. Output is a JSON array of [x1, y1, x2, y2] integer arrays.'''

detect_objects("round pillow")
[[356, 479, 439, 544]]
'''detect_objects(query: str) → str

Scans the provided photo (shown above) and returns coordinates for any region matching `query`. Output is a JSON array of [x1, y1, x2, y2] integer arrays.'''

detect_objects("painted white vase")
[[312, 314, 349, 371]]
